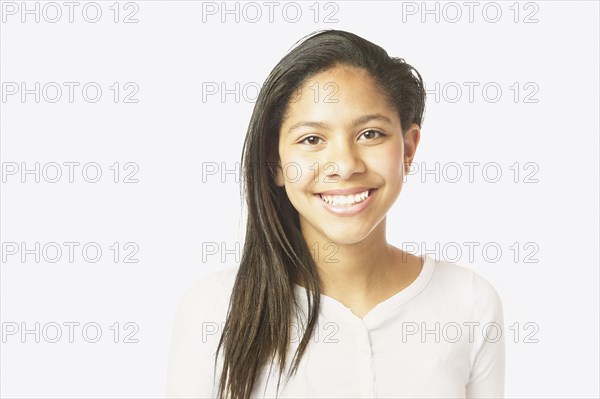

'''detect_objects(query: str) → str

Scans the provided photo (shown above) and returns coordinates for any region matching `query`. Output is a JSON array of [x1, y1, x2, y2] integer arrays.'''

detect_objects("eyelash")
[[299, 129, 386, 145]]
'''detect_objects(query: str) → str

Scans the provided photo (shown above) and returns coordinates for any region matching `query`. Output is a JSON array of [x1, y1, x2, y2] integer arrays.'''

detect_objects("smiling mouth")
[[316, 189, 375, 206]]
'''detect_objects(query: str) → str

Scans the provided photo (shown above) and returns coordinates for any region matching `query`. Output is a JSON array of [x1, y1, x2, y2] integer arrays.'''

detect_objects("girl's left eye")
[[360, 129, 385, 140]]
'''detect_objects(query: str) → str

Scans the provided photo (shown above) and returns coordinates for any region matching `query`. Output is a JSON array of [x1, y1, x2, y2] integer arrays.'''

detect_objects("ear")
[[273, 161, 284, 187], [268, 156, 284, 187], [403, 123, 421, 174]]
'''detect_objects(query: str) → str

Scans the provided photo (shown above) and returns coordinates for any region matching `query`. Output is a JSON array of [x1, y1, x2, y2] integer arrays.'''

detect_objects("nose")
[[324, 139, 366, 181]]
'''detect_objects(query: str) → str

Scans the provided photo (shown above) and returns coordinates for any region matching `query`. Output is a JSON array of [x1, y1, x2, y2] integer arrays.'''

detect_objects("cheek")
[[376, 159, 404, 184], [294, 159, 318, 188], [278, 152, 316, 190], [370, 145, 404, 176]]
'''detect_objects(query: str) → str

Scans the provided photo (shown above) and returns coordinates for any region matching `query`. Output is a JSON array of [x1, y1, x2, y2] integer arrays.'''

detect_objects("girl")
[[166, 29, 505, 399]]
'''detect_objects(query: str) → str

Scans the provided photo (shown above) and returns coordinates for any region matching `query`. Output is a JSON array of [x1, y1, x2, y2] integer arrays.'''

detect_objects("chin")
[[320, 228, 372, 245]]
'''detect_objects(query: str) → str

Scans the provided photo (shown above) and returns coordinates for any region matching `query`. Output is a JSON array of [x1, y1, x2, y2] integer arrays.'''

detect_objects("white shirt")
[[166, 254, 505, 398]]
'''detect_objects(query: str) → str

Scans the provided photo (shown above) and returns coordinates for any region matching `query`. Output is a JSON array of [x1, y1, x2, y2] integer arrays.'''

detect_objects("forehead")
[[281, 65, 399, 128]]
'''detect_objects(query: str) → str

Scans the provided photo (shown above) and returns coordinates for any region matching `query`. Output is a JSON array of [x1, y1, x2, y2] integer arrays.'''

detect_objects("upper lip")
[[316, 187, 374, 195]]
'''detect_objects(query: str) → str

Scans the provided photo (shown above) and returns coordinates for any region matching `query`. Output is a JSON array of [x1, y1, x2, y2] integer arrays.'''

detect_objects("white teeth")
[[320, 190, 370, 206]]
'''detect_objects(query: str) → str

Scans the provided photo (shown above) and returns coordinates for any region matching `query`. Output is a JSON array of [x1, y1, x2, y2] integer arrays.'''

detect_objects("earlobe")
[[403, 124, 421, 173], [403, 160, 412, 175], [271, 161, 284, 187], [274, 168, 284, 187]]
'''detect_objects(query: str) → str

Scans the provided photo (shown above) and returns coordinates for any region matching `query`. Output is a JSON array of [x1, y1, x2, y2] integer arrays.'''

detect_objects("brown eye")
[[300, 136, 323, 145], [360, 130, 385, 140]]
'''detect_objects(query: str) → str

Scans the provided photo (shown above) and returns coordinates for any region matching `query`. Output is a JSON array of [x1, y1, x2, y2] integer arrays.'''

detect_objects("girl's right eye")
[[299, 136, 323, 145]]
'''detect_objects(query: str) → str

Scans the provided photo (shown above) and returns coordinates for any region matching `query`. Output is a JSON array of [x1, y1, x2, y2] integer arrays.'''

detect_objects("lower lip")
[[314, 189, 377, 216]]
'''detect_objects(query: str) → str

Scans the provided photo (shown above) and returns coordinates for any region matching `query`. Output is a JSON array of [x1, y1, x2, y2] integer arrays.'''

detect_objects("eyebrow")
[[286, 114, 394, 135]]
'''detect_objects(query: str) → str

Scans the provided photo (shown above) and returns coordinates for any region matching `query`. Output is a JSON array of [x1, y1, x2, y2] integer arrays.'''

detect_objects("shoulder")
[[429, 257, 501, 298], [177, 265, 240, 318], [166, 266, 239, 397], [428, 256, 503, 317], [183, 265, 240, 298], [167, 265, 240, 366]]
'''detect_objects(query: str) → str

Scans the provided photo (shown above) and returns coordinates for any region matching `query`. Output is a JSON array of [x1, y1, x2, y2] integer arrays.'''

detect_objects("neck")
[[297, 218, 403, 302]]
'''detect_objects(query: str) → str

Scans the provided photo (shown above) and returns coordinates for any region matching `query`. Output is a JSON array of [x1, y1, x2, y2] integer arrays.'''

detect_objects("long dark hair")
[[213, 29, 426, 399]]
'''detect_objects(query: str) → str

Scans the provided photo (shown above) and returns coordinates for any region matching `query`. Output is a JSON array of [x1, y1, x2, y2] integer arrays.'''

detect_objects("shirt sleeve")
[[165, 273, 225, 399], [465, 272, 506, 398]]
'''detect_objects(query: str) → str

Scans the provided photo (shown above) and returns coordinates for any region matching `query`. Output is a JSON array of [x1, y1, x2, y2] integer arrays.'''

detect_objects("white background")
[[1, 1, 598, 397]]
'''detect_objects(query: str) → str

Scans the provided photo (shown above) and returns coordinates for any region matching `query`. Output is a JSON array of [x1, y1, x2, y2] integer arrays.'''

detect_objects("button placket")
[[356, 322, 376, 398]]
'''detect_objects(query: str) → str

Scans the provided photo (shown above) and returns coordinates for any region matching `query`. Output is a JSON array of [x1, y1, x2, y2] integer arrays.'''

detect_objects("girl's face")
[[274, 65, 419, 245]]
